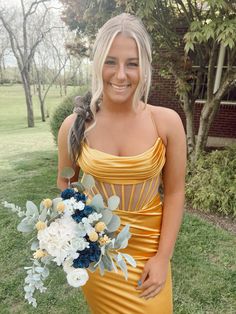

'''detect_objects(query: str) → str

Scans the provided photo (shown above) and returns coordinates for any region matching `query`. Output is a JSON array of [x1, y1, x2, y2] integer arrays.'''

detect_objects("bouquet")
[[3, 167, 136, 307]]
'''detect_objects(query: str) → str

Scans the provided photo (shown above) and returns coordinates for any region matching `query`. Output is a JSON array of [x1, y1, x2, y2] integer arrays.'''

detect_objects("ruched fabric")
[[78, 138, 173, 314]]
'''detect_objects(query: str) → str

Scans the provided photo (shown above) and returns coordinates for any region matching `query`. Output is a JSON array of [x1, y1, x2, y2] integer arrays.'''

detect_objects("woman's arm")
[[137, 108, 186, 299], [157, 109, 186, 260], [57, 113, 80, 191]]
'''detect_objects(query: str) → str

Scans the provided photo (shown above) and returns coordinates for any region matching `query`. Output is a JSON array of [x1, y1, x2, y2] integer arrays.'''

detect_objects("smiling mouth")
[[109, 83, 131, 91]]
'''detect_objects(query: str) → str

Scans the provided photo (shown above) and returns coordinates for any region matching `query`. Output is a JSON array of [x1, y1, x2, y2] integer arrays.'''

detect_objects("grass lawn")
[[0, 84, 235, 313]]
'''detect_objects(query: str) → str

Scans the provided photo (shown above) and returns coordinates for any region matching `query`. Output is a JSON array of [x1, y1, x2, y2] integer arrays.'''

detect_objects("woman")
[[57, 13, 186, 314]]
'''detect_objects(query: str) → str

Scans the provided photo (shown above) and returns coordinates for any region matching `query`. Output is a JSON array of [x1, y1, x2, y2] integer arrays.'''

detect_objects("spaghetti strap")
[[149, 108, 159, 138]]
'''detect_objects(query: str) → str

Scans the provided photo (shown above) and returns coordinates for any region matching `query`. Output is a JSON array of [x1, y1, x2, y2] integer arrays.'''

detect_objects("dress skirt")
[[81, 195, 173, 314]]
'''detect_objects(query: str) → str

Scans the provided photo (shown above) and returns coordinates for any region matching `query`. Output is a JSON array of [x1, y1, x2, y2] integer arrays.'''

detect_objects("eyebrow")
[[106, 56, 139, 61]]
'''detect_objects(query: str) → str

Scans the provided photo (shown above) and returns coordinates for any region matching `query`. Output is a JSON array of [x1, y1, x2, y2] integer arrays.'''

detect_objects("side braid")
[[69, 91, 93, 163]]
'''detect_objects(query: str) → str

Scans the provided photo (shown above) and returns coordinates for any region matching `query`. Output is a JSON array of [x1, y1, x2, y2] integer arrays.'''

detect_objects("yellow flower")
[[43, 198, 52, 208], [33, 249, 48, 259], [35, 220, 47, 231], [86, 198, 92, 205], [88, 231, 99, 242], [99, 235, 111, 246], [56, 202, 65, 213], [95, 221, 106, 232]]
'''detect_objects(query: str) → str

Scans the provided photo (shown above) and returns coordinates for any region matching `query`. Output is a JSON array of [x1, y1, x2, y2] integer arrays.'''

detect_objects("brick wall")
[[149, 68, 236, 139]]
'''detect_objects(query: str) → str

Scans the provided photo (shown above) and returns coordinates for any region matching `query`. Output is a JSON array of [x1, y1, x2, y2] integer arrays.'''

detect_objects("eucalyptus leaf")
[[88, 262, 98, 272], [26, 201, 39, 217], [107, 215, 121, 233], [39, 208, 47, 222], [41, 267, 49, 278], [101, 254, 113, 271], [100, 209, 113, 225], [99, 260, 105, 276], [90, 194, 104, 212], [109, 254, 118, 273], [17, 219, 35, 233], [30, 241, 39, 251], [121, 253, 136, 267], [114, 254, 128, 279], [52, 198, 63, 211], [107, 195, 120, 211], [71, 182, 85, 193], [118, 239, 129, 249], [81, 174, 95, 190], [35, 267, 44, 273], [61, 167, 75, 179], [114, 224, 131, 249]]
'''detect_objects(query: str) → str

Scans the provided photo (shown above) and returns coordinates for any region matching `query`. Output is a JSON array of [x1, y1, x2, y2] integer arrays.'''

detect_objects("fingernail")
[[137, 280, 142, 286]]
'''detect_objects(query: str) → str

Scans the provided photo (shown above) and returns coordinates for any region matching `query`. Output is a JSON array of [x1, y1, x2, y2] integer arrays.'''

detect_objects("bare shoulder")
[[148, 104, 182, 125], [59, 113, 77, 135], [147, 104, 184, 141]]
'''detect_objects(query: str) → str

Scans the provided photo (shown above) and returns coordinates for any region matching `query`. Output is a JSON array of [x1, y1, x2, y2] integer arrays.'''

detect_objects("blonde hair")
[[90, 13, 152, 117], [70, 14, 152, 162]]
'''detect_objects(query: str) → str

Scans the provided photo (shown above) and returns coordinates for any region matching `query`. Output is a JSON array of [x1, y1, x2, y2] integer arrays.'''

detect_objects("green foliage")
[[50, 88, 88, 144], [186, 145, 236, 216]]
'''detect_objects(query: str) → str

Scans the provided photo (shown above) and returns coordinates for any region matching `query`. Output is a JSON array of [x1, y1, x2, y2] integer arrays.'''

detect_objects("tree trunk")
[[38, 84, 46, 122], [194, 98, 221, 159], [181, 93, 195, 158], [21, 70, 34, 127]]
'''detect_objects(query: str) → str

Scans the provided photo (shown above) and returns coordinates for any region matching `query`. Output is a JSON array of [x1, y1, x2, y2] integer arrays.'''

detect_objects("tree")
[[0, 0, 60, 127], [59, 0, 123, 56], [117, 0, 236, 160], [32, 23, 71, 121], [59, 0, 236, 160]]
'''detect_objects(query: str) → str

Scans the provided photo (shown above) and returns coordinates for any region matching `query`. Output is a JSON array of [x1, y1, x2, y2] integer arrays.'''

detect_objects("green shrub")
[[50, 87, 88, 144], [186, 145, 236, 217]]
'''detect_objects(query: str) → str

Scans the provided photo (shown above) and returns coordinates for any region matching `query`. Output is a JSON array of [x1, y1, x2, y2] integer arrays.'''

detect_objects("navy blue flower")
[[74, 192, 87, 202], [73, 242, 101, 268], [71, 205, 95, 223], [71, 210, 87, 223], [61, 189, 75, 200], [83, 205, 94, 216]]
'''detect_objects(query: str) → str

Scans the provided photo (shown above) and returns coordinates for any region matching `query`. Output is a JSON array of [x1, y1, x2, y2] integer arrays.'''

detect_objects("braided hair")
[[69, 91, 99, 164]]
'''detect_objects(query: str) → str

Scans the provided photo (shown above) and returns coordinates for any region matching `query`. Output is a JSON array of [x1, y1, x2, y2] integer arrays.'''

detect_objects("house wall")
[[149, 67, 236, 140]]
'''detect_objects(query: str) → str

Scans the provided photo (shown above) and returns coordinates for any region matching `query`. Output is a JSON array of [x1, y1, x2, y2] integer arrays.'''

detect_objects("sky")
[[1, 0, 66, 67]]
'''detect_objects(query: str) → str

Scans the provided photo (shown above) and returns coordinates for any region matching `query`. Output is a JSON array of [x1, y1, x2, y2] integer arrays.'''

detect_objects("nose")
[[116, 64, 126, 81]]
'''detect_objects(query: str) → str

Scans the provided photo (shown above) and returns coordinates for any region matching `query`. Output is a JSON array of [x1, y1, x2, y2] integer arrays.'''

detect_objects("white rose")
[[66, 268, 89, 287]]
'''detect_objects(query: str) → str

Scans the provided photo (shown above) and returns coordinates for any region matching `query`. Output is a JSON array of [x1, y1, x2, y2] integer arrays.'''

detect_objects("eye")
[[104, 59, 116, 65], [127, 62, 139, 67]]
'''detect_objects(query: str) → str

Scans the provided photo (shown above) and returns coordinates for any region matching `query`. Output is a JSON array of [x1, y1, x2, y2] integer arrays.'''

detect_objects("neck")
[[100, 98, 144, 116]]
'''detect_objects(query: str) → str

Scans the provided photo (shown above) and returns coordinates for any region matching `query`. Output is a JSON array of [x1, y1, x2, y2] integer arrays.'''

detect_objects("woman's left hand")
[[136, 254, 169, 300]]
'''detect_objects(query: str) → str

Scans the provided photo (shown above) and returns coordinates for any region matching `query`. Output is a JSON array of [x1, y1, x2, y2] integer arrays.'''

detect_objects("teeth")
[[110, 83, 129, 90]]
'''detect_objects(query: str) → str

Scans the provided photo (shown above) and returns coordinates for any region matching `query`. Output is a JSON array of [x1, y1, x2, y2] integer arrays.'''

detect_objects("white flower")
[[63, 198, 85, 216], [74, 200, 85, 211], [82, 212, 102, 225], [76, 223, 87, 237], [63, 257, 74, 274], [71, 237, 90, 251], [37, 216, 81, 266], [66, 268, 89, 287], [63, 199, 74, 217]]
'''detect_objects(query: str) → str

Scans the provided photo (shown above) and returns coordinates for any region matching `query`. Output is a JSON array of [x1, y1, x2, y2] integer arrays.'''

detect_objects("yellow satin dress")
[[78, 137, 173, 314]]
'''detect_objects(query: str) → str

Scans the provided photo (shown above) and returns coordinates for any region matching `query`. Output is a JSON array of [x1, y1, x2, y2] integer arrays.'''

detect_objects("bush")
[[50, 87, 88, 144], [186, 145, 236, 217]]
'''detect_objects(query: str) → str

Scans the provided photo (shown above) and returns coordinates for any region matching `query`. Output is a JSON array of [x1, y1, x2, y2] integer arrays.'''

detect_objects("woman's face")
[[102, 33, 140, 106]]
